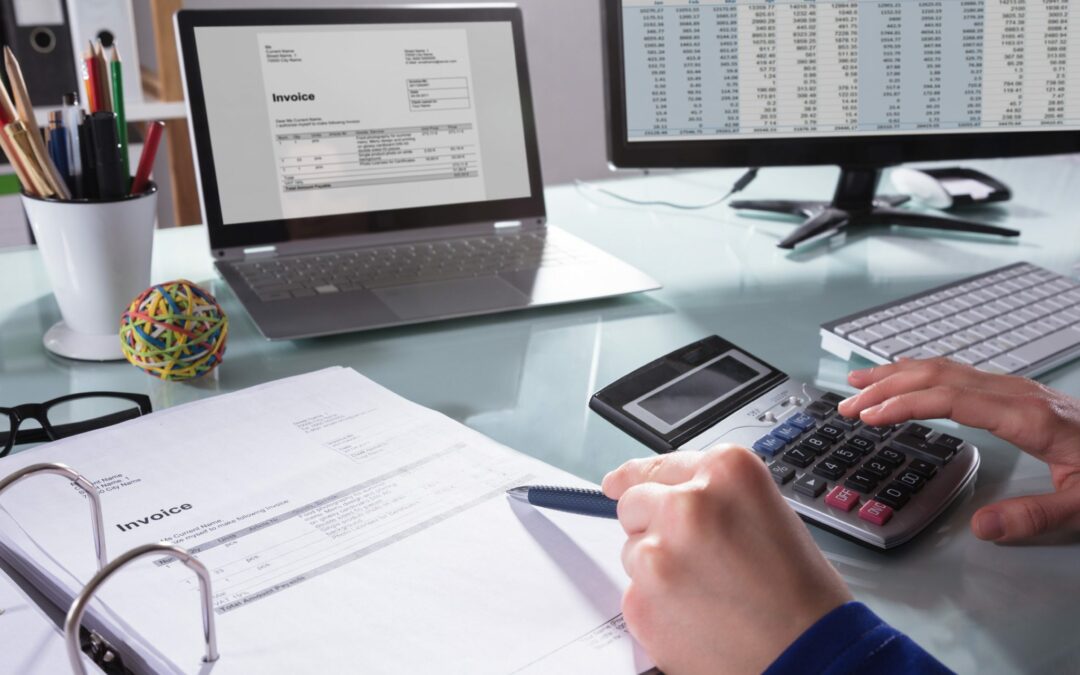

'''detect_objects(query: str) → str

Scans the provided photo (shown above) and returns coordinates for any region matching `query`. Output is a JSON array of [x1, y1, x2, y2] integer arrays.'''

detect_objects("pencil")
[[93, 41, 111, 113], [4, 122, 55, 197], [3, 46, 71, 199], [83, 43, 98, 113], [0, 74, 16, 124], [110, 44, 129, 183], [0, 129, 40, 196]]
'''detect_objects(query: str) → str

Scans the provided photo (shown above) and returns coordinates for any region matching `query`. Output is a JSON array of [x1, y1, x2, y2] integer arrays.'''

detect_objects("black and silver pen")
[[507, 485, 619, 519]]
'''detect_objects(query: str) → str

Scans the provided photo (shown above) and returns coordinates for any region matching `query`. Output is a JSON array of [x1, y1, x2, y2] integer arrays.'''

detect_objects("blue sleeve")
[[764, 602, 954, 675]]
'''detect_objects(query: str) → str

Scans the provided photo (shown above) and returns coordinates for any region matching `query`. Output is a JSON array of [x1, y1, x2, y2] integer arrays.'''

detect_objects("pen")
[[89, 112, 125, 199], [79, 119, 98, 200], [110, 44, 129, 184], [61, 93, 84, 198], [130, 120, 164, 196], [507, 486, 618, 519], [46, 111, 71, 192]]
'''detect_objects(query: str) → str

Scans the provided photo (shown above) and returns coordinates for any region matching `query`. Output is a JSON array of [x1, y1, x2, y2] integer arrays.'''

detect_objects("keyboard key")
[[769, 462, 796, 486], [896, 471, 927, 492], [845, 436, 875, 454], [906, 459, 938, 479], [1006, 328, 1080, 367], [799, 436, 831, 455], [753, 435, 787, 457], [794, 474, 828, 498], [872, 338, 911, 358], [844, 471, 879, 494], [825, 486, 861, 512], [816, 424, 845, 441], [849, 330, 876, 347], [898, 347, 940, 361], [783, 447, 816, 468], [858, 500, 894, 526], [876, 448, 906, 467], [875, 484, 912, 510], [771, 424, 803, 442], [786, 412, 817, 431], [831, 447, 861, 466], [813, 459, 847, 481], [861, 459, 894, 480]]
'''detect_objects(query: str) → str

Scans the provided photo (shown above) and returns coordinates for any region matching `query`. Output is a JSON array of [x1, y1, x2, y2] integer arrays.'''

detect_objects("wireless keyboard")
[[821, 263, 1080, 378], [591, 336, 980, 549]]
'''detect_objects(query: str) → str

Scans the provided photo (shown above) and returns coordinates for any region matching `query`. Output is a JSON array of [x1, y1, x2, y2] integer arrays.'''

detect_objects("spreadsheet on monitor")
[[622, 0, 1080, 141]]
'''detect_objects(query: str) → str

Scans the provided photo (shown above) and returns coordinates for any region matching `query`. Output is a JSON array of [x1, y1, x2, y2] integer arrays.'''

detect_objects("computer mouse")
[[890, 168, 954, 210]]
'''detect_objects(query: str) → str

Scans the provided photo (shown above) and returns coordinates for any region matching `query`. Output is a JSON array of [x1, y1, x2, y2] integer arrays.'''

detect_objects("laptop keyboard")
[[821, 263, 1080, 377], [233, 232, 582, 302]]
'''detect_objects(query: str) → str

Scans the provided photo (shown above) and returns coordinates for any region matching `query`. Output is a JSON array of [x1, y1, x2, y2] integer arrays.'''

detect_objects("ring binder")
[[63, 543, 220, 675], [0, 462, 108, 570]]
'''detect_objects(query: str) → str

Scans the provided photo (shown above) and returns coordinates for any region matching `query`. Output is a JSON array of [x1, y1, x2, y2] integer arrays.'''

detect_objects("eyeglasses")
[[0, 392, 152, 458]]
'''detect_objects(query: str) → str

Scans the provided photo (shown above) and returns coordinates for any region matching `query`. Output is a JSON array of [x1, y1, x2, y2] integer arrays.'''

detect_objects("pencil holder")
[[22, 184, 158, 362]]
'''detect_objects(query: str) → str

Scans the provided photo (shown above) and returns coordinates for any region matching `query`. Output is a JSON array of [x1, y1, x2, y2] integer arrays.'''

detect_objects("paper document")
[[0, 368, 652, 674]]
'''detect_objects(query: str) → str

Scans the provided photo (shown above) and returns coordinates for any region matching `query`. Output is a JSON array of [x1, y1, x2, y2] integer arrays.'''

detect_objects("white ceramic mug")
[[22, 185, 158, 361]]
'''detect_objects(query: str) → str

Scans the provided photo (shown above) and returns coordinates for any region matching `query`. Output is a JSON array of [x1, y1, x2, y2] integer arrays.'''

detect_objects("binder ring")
[[64, 543, 220, 674], [0, 463, 108, 570]]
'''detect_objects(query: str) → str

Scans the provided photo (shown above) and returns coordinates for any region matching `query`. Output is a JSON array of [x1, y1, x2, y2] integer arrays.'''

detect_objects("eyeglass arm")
[[0, 463, 108, 570], [64, 543, 220, 675]]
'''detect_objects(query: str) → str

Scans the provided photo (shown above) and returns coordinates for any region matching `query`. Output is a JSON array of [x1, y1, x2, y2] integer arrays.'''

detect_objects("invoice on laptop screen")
[[193, 22, 534, 226]]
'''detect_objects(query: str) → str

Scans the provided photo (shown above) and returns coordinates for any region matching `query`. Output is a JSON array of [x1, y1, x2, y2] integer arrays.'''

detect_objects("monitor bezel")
[[176, 7, 546, 255], [602, 0, 1080, 170]]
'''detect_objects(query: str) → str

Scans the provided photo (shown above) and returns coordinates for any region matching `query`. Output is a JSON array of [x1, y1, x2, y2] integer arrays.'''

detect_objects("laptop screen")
[[192, 21, 533, 227]]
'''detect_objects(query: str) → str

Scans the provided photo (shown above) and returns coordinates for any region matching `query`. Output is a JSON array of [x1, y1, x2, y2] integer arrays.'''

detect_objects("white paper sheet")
[[0, 368, 652, 674]]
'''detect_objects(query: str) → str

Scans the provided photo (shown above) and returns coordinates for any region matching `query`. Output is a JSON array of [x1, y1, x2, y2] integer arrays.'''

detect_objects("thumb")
[[972, 489, 1080, 543]]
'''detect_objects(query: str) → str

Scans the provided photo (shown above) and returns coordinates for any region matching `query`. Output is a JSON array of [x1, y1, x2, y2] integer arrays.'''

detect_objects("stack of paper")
[[0, 367, 652, 674]]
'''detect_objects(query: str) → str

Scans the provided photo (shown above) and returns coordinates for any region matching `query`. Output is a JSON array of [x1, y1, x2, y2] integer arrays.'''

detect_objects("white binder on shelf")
[[0, 368, 655, 674], [64, 0, 143, 103]]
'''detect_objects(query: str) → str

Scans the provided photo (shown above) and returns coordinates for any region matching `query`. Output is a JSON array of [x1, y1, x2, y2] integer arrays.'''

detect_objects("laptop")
[[175, 6, 659, 340]]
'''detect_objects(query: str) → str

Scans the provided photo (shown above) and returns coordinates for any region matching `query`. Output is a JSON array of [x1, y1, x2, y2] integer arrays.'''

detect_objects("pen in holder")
[[22, 183, 158, 362]]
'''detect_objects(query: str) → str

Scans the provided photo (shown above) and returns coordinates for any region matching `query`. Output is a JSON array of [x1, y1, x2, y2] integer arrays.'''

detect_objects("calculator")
[[590, 336, 980, 549]]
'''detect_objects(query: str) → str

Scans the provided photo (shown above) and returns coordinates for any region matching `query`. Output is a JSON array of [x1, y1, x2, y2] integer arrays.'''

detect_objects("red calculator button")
[[825, 486, 860, 512], [859, 500, 894, 526]]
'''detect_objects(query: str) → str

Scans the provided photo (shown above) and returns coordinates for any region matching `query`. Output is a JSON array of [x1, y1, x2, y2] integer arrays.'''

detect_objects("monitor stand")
[[729, 167, 1021, 250]]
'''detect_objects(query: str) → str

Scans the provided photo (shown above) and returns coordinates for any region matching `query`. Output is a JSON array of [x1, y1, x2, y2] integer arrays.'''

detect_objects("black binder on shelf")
[[0, 0, 79, 106]]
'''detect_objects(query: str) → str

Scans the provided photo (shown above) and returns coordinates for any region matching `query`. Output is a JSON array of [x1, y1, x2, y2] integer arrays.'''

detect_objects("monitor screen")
[[606, 0, 1080, 168], [192, 21, 533, 227]]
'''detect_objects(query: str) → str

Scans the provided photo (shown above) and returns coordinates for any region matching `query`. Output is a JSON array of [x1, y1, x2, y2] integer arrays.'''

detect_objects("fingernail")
[[840, 396, 856, 408], [861, 404, 882, 418], [975, 512, 1005, 540]]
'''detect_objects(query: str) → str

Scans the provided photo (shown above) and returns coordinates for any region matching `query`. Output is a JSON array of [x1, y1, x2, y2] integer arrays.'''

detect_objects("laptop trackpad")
[[373, 277, 530, 321]]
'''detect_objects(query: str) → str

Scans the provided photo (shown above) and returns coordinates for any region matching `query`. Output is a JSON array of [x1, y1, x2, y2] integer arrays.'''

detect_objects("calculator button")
[[861, 459, 893, 480], [812, 459, 846, 481], [875, 485, 911, 511], [906, 459, 939, 479], [800, 435, 832, 455], [934, 434, 964, 452], [825, 486, 860, 512], [831, 447, 861, 466], [793, 474, 827, 498], [816, 424, 845, 441], [769, 462, 796, 485], [844, 471, 879, 494], [831, 415, 862, 432], [876, 448, 906, 467], [820, 392, 845, 406], [753, 435, 787, 457], [859, 425, 895, 441], [914, 441, 956, 466], [771, 424, 803, 442], [896, 471, 926, 492], [783, 447, 816, 469], [786, 412, 817, 431], [904, 423, 934, 439], [805, 401, 834, 420], [845, 436, 875, 454], [858, 500, 894, 526]]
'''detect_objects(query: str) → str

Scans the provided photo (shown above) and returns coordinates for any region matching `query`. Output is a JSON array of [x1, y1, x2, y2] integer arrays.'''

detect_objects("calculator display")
[[638, 356, 759, 425]]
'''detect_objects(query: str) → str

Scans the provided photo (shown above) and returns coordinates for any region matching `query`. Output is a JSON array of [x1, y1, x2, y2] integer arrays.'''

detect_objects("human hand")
[[839, 358, 1080, 543], [602, 446, 851, 675]]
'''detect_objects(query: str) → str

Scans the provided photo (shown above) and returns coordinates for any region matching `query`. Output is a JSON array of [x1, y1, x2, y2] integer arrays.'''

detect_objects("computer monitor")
[[602, 0, 1080, 249]]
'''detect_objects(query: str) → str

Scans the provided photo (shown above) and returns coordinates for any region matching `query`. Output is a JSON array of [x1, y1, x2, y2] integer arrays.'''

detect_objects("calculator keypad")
[[752, 393, 968, 531]]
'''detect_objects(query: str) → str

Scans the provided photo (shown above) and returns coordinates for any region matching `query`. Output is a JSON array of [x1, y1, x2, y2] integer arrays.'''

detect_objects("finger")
[[972, 488, 1080, 543], [620, 533, 646, 577], [839, 362, 1033, 418], [602, 452, 703, 500], [847, 359, 939, 389], [616, 483, 670, 536], [857, 385, 1019, 432]]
